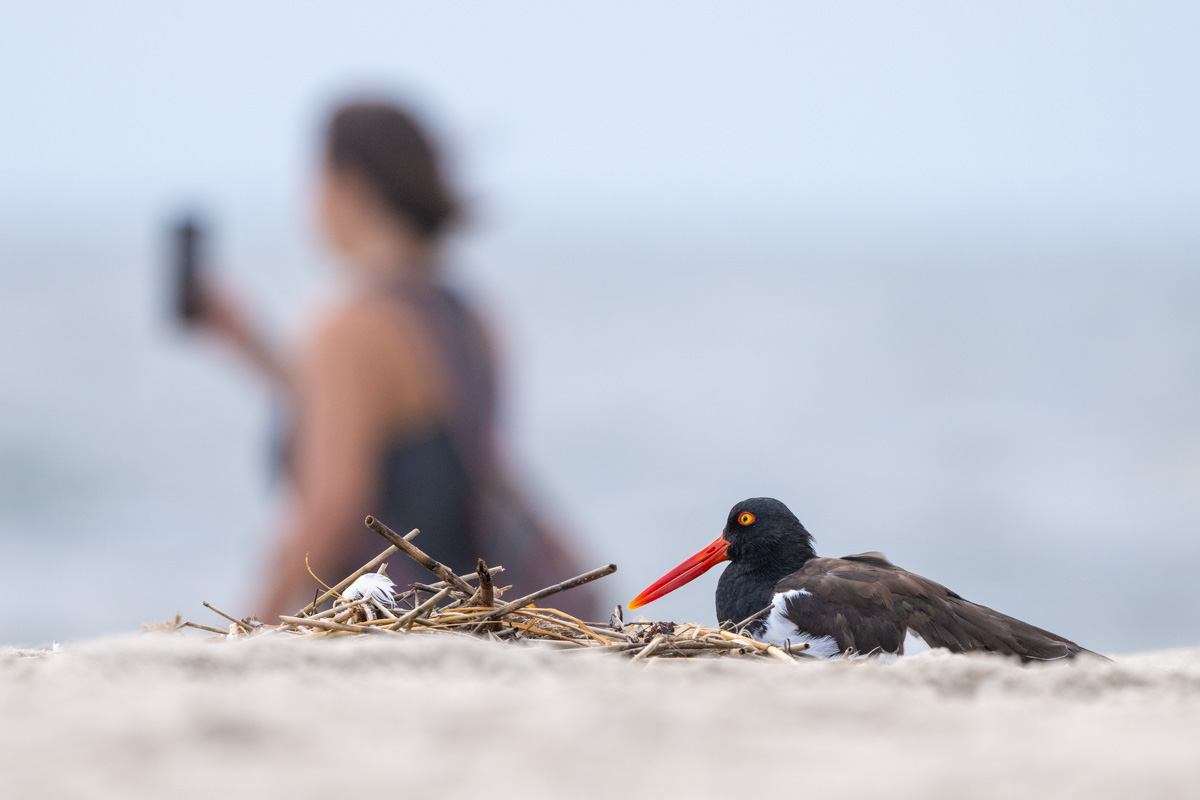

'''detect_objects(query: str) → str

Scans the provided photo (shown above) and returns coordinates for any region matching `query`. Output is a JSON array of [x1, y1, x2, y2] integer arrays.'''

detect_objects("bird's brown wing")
[[772, 553, 1093, 661]]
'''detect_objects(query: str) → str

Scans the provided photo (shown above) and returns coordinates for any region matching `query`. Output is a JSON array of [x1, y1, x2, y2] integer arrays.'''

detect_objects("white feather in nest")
[[341, 571, 398, 608]]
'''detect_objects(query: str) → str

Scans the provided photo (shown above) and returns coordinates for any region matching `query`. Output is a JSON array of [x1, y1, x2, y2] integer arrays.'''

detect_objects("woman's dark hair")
[[325, 101, 460, 239]]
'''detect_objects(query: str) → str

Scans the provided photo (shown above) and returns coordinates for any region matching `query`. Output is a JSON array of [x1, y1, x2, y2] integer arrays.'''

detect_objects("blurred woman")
[[198, 100, 597, 620]]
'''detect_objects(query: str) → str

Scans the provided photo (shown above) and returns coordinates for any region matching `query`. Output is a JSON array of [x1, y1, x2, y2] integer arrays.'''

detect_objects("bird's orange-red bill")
[[627, 535, 730, 610]]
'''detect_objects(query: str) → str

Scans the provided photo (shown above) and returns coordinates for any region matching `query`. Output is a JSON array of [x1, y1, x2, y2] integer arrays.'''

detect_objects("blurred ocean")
[[1, 206, 1197, 652]]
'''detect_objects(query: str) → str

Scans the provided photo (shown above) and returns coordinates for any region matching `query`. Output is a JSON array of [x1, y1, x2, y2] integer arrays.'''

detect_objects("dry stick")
[[716, 629, 770, 650], [473, 558, 497, 632], [472, 564, 618, 629], [665, 640, 752, 655], [389, 586, 454, 631], [414, 605, 589, 629], [401, 625, 487, 642], [729, 605, 772, 631], [296, 535, 412, 618], [474, 559, 495, 607], [781, 641, 811, 655], [203, 601, 244, 629], [512, 607, 612, 645], [331, 598, 378, 624], [365, 516, 474, 595], [509, 620, 586, 645], [422, 566, 503, 593], [396, 589, 455, 631], [533, 606, 615, 635], [560, 640, 672, 655], [581, 635, 743, 653], [241, 627, 285, 643], [279, 615, 400, 636], [631, 634, 668, 662], [581, 622, 634, 641], [763, 644, 801, 663], [713, 629, 799, 664], [563, 626, 808, 659], [388, 569, 500, 614], [306, 596, 373, 622], [559, 641, 644, 654], [183, 621, 228, 636]]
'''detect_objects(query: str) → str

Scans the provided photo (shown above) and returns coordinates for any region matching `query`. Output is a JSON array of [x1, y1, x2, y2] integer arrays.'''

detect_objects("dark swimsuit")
[[363, 280, 496, 582], [276, 280, 496, 588], [375, 428, 477, 575]]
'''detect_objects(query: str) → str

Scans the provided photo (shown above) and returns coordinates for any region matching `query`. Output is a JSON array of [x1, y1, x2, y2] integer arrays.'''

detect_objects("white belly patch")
[[756, 590, 842, 659], [902, 629, 931, 656]]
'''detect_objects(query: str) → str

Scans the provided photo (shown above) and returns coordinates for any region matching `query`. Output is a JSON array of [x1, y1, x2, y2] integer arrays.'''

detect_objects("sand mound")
[[2, 637, 1198, 799]]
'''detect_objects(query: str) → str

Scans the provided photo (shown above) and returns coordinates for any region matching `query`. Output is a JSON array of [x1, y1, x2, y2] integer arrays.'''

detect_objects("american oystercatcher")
[[628, 497, 1099, 661]]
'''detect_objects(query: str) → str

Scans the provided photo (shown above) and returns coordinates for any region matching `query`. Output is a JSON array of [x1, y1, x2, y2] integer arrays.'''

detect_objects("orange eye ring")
[[738, 512, 756, 526]]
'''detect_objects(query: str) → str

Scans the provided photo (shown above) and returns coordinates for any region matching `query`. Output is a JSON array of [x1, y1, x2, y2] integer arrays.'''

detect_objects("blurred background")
[[2, 2, 1197, 652]]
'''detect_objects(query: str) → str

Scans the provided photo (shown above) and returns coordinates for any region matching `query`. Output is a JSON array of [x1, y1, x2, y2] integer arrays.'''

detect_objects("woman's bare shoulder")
[[297, 293, 444, 397], [301, 295, 414, 357], [292, 298, 381, 381]]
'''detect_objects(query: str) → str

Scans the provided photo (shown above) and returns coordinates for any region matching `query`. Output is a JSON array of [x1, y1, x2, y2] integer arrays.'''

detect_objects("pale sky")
[[2, 2, 1198, 244]]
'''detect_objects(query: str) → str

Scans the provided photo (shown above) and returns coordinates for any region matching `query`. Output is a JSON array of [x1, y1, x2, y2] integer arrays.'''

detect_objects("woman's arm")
[[196, 281, 290, 386]]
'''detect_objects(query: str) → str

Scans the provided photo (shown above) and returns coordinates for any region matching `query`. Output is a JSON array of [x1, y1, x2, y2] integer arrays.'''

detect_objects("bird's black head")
[[722, 497, 816, 573], [626, 497, 818, 613]]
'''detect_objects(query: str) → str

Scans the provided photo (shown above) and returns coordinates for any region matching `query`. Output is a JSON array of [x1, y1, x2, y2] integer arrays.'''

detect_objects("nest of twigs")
[[162, 515, 810, 663]]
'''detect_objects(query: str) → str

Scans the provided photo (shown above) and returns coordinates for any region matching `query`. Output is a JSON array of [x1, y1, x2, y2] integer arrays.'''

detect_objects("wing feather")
[[773, 555, 1095, 661]]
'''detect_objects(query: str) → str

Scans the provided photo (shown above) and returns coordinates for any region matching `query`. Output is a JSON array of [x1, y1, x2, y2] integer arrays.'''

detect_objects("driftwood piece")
[[365, 516, 474, 595]]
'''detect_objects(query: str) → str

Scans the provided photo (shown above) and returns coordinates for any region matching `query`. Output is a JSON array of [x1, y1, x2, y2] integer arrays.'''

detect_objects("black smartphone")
[[172, 215, 204, 324]]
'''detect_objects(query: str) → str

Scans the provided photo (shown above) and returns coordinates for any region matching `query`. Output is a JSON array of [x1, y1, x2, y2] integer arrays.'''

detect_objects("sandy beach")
[[2, 636, 1197, 799]]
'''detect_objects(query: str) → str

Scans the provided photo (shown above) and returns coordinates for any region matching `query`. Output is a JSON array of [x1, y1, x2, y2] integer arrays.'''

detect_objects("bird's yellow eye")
[[738, 512, 756, 526]]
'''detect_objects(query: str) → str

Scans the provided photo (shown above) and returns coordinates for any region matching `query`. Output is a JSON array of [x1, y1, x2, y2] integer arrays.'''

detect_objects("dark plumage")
[[632, 497, 1102, 662]]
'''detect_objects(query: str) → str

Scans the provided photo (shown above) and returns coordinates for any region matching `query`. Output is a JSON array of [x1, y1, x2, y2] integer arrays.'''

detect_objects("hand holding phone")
[[173, 215, 205, 325], [169, 215, 287, 382]]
